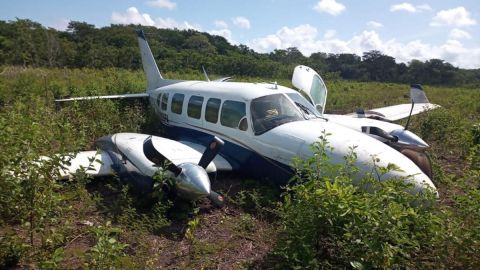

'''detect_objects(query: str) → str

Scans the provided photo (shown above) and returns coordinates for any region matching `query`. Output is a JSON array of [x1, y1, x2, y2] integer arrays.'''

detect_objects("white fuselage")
[[146, 80, 436, 194]]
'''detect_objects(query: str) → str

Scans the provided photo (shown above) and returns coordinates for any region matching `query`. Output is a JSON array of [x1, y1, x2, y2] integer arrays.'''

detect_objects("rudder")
[[137, 29, 164, 90]]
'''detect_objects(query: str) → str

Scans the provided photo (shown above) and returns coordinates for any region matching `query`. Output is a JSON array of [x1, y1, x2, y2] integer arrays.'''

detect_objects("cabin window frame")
[[220, 100, 247, 130], [171, 93, 185, 115], [161, 93, 169, 111], [187, 95, 204, 119], [205, 98, 221, 124], [156, 93, 162, 107]]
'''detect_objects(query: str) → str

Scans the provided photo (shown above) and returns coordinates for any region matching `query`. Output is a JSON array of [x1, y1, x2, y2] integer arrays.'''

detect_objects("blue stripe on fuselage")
[[163, 123, 294, 185]]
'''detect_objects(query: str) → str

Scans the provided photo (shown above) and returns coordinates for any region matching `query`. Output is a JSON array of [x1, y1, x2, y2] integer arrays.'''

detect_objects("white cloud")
[[390, 3, 416, 13], [209, 29, 233, 43], [214, 20, 228, 29], [49, 18, 70, 31], [324, 29, 336, 39], [248, 24, 480, 68], [449, 28, 472, 40], [209, 20, 234, 43], [314, 0, 346, 16], [417, 4, 432, 11], [232, 16, 250, 29], [111, 7, 200, 30], [367, 21, 383, 28], [390, 3, 432, 13], [145, 0, 176, 10], [431, 7, 476, 27], [112, 7, 155, 25], [250, 34, 282, 52]]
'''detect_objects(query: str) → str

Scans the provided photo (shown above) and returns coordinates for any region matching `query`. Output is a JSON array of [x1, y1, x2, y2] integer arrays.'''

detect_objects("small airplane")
[[55, 30, 440, 206]]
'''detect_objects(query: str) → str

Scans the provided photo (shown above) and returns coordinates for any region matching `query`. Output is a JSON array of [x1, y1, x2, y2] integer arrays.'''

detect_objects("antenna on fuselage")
[[202, 65, 211, 82], [404, 100, 415, 131], [267, 81, 278, 89]]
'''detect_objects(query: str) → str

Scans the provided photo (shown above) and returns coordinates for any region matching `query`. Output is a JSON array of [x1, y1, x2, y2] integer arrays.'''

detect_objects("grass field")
[[0, 66, 479, 269]]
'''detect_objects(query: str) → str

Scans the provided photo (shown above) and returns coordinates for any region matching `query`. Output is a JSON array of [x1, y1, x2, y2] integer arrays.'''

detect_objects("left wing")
[[349, 84, 440, 121], [359, 103, 440, 121], [55, 93, 149, 102]]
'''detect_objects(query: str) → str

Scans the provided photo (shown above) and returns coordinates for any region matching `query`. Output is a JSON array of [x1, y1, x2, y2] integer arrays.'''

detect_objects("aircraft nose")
[[410, 173, 438, 197], [386, 170, 438, 198]]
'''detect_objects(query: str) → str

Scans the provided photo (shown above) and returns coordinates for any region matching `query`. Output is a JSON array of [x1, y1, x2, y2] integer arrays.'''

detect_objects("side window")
[[161, 93, 169, 111], [205, 98, 221, 123], [171, 93, 185, 114], [221, 100, 247, 129], [156, 93, 162, 107], [187, 95, 204, 119]]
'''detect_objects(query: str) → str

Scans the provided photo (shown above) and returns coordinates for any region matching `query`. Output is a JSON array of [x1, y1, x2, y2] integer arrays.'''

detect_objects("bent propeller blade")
[[198, 137, 225, 169], [143, 136, 182, 176]]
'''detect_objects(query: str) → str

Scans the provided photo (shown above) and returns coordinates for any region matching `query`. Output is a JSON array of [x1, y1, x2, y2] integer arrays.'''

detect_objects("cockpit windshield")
[[251, 94, 304, 135], [286, 93, 323, 119]]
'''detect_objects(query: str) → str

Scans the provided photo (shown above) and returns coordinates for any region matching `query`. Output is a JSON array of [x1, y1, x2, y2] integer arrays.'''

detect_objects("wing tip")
[[410, 84, 423, 91]]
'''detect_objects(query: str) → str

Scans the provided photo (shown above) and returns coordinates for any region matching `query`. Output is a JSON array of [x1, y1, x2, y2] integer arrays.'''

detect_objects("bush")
[[274, 135, 444, 269]]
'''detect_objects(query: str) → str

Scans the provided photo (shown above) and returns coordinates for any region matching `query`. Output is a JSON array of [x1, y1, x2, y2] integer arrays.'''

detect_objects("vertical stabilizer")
[[137, 30, 163, 90], [410, 84, 429, 103]]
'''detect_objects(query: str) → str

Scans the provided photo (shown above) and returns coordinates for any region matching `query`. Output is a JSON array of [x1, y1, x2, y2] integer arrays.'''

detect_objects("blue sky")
[[1, 0, 479, 68]]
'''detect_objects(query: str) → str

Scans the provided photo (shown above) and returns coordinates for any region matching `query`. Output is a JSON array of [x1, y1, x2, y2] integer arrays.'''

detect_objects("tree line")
[[1, 19, 479, 86]]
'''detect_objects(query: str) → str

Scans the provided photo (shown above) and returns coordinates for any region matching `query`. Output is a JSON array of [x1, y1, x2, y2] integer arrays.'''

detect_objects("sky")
[[1, 0, 479, 69]]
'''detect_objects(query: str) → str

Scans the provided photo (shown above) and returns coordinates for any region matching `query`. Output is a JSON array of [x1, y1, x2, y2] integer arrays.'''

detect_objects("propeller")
[[143, 136, 225, 207]]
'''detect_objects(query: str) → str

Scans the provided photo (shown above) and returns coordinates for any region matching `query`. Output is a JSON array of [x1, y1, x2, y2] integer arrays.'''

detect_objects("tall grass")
[[0, 66, 478, 268]]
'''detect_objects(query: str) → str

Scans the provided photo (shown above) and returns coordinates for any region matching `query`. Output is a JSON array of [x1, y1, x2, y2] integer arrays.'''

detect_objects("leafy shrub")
[[274, 135, 442, 269], [0, 234, 27, 268], [86, 221, 132, 270]]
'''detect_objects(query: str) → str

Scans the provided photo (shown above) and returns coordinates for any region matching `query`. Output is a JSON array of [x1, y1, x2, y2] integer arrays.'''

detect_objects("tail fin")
[[137, 29, 164, 90], [410, 84, 429, 103]]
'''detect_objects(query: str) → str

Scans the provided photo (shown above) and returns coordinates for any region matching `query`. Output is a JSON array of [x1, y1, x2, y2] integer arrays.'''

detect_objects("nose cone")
[[175, 163, 211, 200]]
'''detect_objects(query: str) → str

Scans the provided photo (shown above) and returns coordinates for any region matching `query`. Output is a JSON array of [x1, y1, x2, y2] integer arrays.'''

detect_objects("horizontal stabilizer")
[[55, 93, 149, 102]]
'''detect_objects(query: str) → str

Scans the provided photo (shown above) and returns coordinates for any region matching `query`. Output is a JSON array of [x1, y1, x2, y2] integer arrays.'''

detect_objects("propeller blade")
[[198, 137, 224, 169], [143, 136, 182, 176]]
